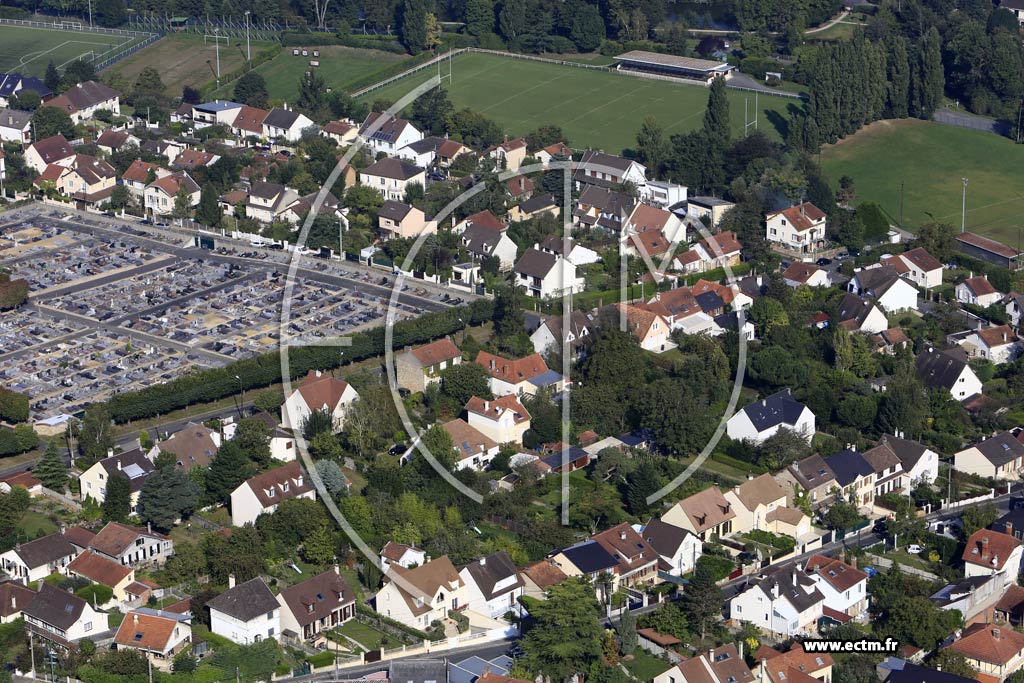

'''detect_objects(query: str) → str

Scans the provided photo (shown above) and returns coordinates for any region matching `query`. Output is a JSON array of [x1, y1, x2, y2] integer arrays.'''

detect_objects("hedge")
[[448, 609, 469, 633], [355, 602, 444, 642], [696, 553, 735, 581], [105, 299, 494, 423], [279, 30, 407, 54]]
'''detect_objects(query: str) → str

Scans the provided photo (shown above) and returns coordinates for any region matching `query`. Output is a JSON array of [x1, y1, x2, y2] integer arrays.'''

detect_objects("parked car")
[[907, 544, 923, 554], [815, 257, 832, 266]]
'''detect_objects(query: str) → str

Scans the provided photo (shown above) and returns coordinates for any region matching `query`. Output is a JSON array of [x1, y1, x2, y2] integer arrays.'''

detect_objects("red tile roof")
[[767, 202, 826, 232], [464, 394, 531, 424], [409, 338, 461, 367], [962, 529, 1021, 571], [67, 551, 132, 587], [295, 370, 352, 413], [475, 351, 549, 383], [242, 461, 314, 508], [114, 612, 183, 652], [948, 622, 1024, 665]]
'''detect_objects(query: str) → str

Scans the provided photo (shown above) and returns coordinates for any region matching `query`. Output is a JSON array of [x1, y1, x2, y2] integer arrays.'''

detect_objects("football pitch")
[[821, 118, 1024, 245], [0, 24, 147, 77], [362, 52, 803, 154]]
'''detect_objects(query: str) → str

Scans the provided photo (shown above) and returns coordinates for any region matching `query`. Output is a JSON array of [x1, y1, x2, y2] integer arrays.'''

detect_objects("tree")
[[498, 0, 528, 40], [0, 387, 29, 423], [172, 651, 198, 675], [617, 603, 638, 656], [929, 651, 978, 679], [410, 86, 453, 136], [464, 0, 494, 36], [32, 107, 73, 140], [234, 72, 268, 108], [302, 407, 335, 439], [109, 185, 132, 211], [44, 61, 61, 93], [918, 27, 944, 118], [195, 183, 222, 228], [520, 578, 603, 679], [10, 90, 41, 111], [824, 502, 862, 533], [914, 221, 956, 263], [962, 503, 998, 537], [133, 67, 164, 101], [302, 524, 337, 564], [102, 472, 132, 523], [440, 362, 492, 405], [234, 418, 272, 467], [624, 462, 660, 516], [35, 440, 68, 492], [525, 124, 566, 151], [76, 404, 115, 466], [401, 0, 430, 54], [635, 116, 668, 178], [681, 561, 723, 639], [204, 441, 253, 503], [94, 0, 127, 26], [297, 69, 327, 118], [63, 59, 96, 85], [314, 459, 348, 497], [570, 4, 605, 52], [172, 183, 193, 221], [703, 75, 731, 149], [138, 468, 201, 531]]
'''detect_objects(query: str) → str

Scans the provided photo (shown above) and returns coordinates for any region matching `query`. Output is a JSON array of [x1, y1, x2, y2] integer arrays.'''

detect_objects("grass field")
[[209, 45, 408, 102], [362, 52, 803, 153], [0, 23, 148, 78], [821, 119, 1024, 244], [104, 33, 275, 98]]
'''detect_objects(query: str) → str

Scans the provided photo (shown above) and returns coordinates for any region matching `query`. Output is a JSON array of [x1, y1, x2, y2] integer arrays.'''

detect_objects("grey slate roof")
[[748, 565, 824, 613], [558, 540, 617, 574], [263, 107, 301, 130], [379, 200, 415, 222], [883, 659, 979, 683], [873, 433, 930, 472], [824, 449, 875, 486], [206, 577, 279, 622], [642, 517, 695, 558], [0, 108, 32, 129], [514, 248, 558, 279], [461, 225, 505, 257], [460, 551, 523, 601], [916, 347, 970, 390], [12, 532, 76, 569], [97, 447, 155, 494], [970, 431, 1024, 467], [22, 583, 87, 631], [363, 157, 423, 181], [389, 659, 448, 683], [519, 193, 557, 214], [740, 389, 807, 432]]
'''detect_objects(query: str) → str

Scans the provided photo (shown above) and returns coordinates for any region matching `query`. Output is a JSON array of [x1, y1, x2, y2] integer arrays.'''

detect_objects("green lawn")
[[20, 510, 58, 538], [362, 52, 803, 153], [210, 45, 407, 102], [0, 23, 147, 77], [333, 620, 388, 650], [623, 649, 671, 681], [821, 119, 1024, 244]]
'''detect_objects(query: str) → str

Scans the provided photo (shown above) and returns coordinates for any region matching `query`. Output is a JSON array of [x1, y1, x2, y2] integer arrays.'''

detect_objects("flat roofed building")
[[613, 50, 735, 84]]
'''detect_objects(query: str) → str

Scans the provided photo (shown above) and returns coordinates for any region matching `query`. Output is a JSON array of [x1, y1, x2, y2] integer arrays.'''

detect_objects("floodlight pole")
[[961, 177, 968, 234], [88, 0, 93, 28], [245, 11, 251, 64]]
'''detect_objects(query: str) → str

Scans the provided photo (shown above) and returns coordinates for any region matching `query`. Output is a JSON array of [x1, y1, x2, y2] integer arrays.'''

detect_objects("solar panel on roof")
[[122, 463, 146, 479]]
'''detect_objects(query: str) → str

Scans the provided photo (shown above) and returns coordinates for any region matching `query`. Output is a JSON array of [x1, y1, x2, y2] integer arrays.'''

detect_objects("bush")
[[306, 652, 335, 668], [696, 554, 735, 581], [448, 609, 469, 633], [746, 530, 796, 553], [76, 583, 114, 605]]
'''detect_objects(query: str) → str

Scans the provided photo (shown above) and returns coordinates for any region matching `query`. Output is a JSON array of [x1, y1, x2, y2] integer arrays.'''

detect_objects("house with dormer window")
[[375, 555, 466, 629], [591, 523, 660, 588], [661, 487, 736, 541], [277, 567, 355, 640], [729, 565, 825, 636], [465, 395, 531, 445], [459, 551, 524, 619], [230, 461, 316, 526]]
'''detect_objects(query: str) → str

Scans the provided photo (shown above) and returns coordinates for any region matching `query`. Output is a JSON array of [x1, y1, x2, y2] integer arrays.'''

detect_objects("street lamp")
[[457, 317, 466, 344], [244, 11, 251, 64], [234, 374, 244, 418], [961, 177, 968, 234]]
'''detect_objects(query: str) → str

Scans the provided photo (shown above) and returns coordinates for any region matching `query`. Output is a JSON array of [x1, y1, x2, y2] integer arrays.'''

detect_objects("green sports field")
[[209, 45, 408, 102], [821, 119, 1024, 244], [362, 52, 803, 154], [0, 23, 148, 77]]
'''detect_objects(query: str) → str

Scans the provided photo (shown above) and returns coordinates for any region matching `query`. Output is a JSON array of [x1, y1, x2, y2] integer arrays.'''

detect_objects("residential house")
[[724, 474, 788, 535], [0, 532, 78, 582], [765, 202, 827, 255], [360, 157, 425, 201], [944, 623, 1024, 680], [191, 100, 243, 126], [114, 611, 191, 667], [661, 486, 736, 541], [378, 200, 436, 240], [63, 527, 96, 554], [208, 576, 280, 644], [88, 522, 173, 568], [39, 153, 118, 208], [687, 196, 735, 228], [861, 438, 906, 498], [442, 418, 499, 472], [776, 454, 838, 510], [95, 129, 140, 156], [487, 137, 527, 171], [0, 108, 30, 144], [727, 389, 816, 445], [835, 293, 888, 334], [613, 303, 671, 352], [262, 107, 314, 142], [784, 262, 830, 288], [641, 517, 702, 576], [380, 542, 427, 570], [626, 202, 687, 246], [574, 149, 647, 189], [871, 328, 912, 355], [0, 470, 41, 496], [533, 141, 573, 164], [639, 287, 719, 336], [916, 347, 984, 402], [244, 181, 298, 224], [474, 351, 567, 397], [550, 541, 619, 598], [460, 223, 518, 271], [880, 659, 976, 683], [375, 556, 466, 629], [882, 247, 943, 289], [591, 523, 659, 587], [514, 248, 584, 299], [277, 190, 343, 226], [0, 581, 35, 623], [962, 529, 1023, 585], [79, 447, 155, 512], [539, 234, 601, 267], [508, 193, 559, 223], [955, 432, 1024, 480], [870, 433, 939, 485], [144, 171, 200, 217], [957, 275, 1003, 307], [22, 583, 103, 648], [0, 73, 51, 108], [755, 643, 834, 683], [171, 148, 220, 172], [395, 338, 462, 393], [277, 566, 355, 640], [281, 369, 358, 432], [230, 461, 316, 527], [248, 412, 296, 462], [230, 105, 270, 141], [729, 565, 825, 636], [573, 185, 635, 234], [436, 139, 474, 168], [142, 139, 186, 165], [397, 136, 448, 168], [66, 550, 134, 601], [804, 554, 869, 618], [459, 551, 524, 618], [676, 230, 743, 274], [358, 112, 423, 155], [450, 655, 518, 683], [824, 449, 875, 509], [848, 266, 919, 312], [955, 324, 1021, 364], [995, 584, 1024, 624], [44, 80, 120, 123], [518, 560, 568, 599], [504, 175, 535, 201], [320, 119, 358, 145], [148, 421, 221, 474], [639, 179, 687, 208], [931, 574, 1005, 624], [653, 644, 754, 683], [529, 311, 592, 357], [465, 395, 531, 445], [121, 160, 170, 199]]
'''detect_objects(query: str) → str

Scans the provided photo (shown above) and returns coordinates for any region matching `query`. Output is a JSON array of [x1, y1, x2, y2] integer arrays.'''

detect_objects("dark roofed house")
[[880, 658, 978, 683], [956, 232, 1024, 271], [277, 566, 355, 640], [207, 576, 281, 645], [0, 581, 35, 623], [230, 461, 316, 526], [777, 454, 837, 510], [459, 550, 524, 618], [23, 583, 103, 648], [81, 447, 155, 513], [0, 531, 77, 582], [824, 449, 876, 508], [43, 80, 119, 123], [553, 540, 619, 583], [956, 431, 1024, 481], [88, 522, 173, 568], [727, 389, 815, 445], [916, 346, 983, 402]]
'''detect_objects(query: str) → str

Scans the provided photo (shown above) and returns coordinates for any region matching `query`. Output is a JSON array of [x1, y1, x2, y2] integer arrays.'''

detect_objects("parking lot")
[[1, 207, 450, 419]]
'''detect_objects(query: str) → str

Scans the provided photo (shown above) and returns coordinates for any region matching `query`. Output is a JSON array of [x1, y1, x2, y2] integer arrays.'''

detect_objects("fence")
[[352, 48, 468, 98], [933, 108, 1011, 137], [92, 33, 161, 71], [0, 16, 157, 38]]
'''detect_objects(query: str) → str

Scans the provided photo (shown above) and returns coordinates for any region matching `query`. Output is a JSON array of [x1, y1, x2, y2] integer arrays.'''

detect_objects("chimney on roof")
[[133, 613, 139, 624], [480, 556, 486, 566], [116, 460, 122, 470], [107, 448, 114, 458], [1007, 521, 1014, 536], [994, 628, 1001, 639], [792, 571, 797, 587], [620, 530, 627, 541], [334, 563, 340, 575], [484, 401, 489, 411], [228, 574, 236, 589]]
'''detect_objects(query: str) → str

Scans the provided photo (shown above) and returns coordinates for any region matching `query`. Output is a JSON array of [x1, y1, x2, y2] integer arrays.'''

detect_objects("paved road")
[[934, 107, 1010, 137], [300, 640, 514, 681]]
